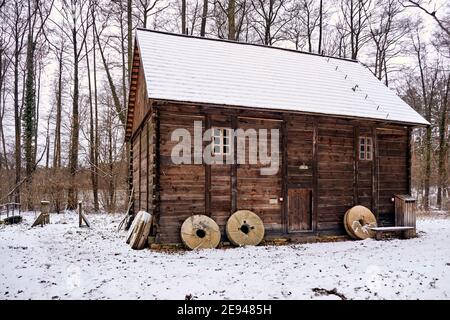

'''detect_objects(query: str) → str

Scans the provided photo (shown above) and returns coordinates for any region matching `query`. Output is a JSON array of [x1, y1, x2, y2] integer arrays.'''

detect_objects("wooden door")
[[288, 188, 312, 232]]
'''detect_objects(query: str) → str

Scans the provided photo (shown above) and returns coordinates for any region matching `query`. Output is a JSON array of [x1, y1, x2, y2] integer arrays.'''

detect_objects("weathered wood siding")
[[237, 117, 283, 233], [158, 109, 205, 243], [316, 118, 355, 231], [208, 114, 232, 237], [377, 127, 409, 226], [131, 111, 156, 217], [129, 101, 413, 243], [357, 127, 374, 209], [131, 61, 149, 133]]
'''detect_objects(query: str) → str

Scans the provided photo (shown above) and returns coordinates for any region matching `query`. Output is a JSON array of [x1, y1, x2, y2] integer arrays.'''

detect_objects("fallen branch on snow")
[[312, 287, 347, 300]]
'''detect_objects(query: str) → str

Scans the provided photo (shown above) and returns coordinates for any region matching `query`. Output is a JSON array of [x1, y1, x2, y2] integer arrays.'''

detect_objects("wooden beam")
[[312, 118, 319, 232], [407, 127, 412, 195], [154, 106, 161, 240], [353, 125, 360, 205], [146, 121, 150, 213], [138, 131, 142, 211], [281, 115, 288, 234], [205, 114, 211, 216], [371, 126, 379, 217], [231, 115, 238, 214]]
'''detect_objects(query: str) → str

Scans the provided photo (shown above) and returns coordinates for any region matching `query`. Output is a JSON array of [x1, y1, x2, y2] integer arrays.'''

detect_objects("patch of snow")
[[0, 212, 449, 300]]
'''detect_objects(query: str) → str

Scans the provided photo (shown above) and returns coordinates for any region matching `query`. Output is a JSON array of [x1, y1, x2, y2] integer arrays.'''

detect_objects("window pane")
[[223, 129, 228, 137], [214, 137, 221, 144], [224, 145, 229, 154], [214, 146, 221, 154], [214, 128, 221, 137], [360, 151, 365, 160], [223, 137, 229, 146]]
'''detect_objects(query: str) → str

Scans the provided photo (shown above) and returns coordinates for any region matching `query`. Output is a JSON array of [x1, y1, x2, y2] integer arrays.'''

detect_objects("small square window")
[[359, 137, 373, 161], [212, 127, 231, 155]]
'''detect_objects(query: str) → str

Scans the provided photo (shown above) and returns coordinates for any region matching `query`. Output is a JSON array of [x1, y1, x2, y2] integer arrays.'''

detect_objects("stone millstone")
[[344, 205, 377, 240], [226, 210, 265, 246], [126, 211, 143, 244], [129, 211, 153, 250], [343, 210, 357, 239], [180, 215, 221, 250]]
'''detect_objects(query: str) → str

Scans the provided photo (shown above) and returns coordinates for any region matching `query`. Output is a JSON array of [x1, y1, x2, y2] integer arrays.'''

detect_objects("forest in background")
[[0, 0, 448, 213]]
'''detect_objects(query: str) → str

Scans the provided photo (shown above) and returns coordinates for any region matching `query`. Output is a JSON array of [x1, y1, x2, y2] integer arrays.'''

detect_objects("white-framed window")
[[212, 127, 231, 155], [359, 136, 373, 161]]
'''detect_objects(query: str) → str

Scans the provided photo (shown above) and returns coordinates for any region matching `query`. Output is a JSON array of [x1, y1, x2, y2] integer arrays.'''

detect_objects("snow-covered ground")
[[0, 211, 449, 300]]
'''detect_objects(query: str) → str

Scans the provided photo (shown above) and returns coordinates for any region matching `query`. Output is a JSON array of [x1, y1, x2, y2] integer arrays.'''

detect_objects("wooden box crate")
[[394, 194, 416, 238]]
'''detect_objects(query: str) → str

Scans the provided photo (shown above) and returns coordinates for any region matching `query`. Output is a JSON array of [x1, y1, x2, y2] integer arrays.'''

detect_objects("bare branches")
[[402, 0, 450, 37]]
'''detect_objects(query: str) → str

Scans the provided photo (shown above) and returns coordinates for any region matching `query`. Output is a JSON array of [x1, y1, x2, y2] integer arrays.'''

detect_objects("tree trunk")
[[92, 9, 100, 213], [23, 29, 36, 209], [85, 25, 99, 213], [200, 0, 208, 37], [318, 0, 323, 54], [13, 47, 21, 204], [181, 0, 187, 34], [68, 25, 80, 210], [227, 0, 236, 40], [127, 0, 133, 78], [437, 75, 450, 209], [53, 46, 63, 168]]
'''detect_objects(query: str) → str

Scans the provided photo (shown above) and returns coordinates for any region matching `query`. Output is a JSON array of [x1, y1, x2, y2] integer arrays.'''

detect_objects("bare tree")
[[0, 5, 12, 170], [22, 0, 54, 209], [6, 1, 28, 204], [403, 0, 450, 37], [341, 0, 372, 59], [366, 0, 410, 85], [412, 30, 439, 209], [436, 72, 449, 208], [52, 0, 92, 209], [251, 0, 290, 45]]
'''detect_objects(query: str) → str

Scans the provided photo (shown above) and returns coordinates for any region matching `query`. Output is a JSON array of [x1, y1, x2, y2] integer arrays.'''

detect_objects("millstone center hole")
[[196, 229, 206, 238], [358, 219, 365, 226], [240, 224, 251, 234]]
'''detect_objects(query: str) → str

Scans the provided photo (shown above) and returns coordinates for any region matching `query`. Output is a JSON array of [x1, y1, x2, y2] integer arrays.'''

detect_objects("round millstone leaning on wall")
[[180, 215, 221, 250], [343, 209, 357, 239], [226, 210, 265, 246], [344, 205, 377, 240], [129, 211, 153, 250]]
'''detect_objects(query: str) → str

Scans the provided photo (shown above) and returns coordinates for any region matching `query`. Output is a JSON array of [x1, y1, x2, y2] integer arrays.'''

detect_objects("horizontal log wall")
[[158, 110, 206, 243], [237, 117, 283, 233], [129, 101, 412, 242], [317, 118, 355, 231], [377, 127, 409, 226]]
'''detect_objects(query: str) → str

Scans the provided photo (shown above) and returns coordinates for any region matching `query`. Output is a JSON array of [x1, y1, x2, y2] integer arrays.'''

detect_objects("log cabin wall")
[[130, 101, 411, 243], [376, 127, 409, 226], [158, 109, 206, 243], [316, 118, 355, 232], [131, 110, 156, 222]]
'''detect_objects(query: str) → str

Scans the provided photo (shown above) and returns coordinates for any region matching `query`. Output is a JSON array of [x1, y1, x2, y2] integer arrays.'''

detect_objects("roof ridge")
[[136, 28, 358, 64]]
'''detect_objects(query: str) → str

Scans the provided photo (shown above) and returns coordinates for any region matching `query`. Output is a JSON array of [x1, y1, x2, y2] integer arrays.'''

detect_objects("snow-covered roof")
[[135, 29, 429, 126]]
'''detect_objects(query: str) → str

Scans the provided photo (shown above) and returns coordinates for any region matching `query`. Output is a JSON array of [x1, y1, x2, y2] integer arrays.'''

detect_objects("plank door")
[[288, 188, 312, 232]]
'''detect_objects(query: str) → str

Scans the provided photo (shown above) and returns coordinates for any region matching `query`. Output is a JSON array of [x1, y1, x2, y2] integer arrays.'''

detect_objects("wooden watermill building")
[[125, 29, 429, 244]]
